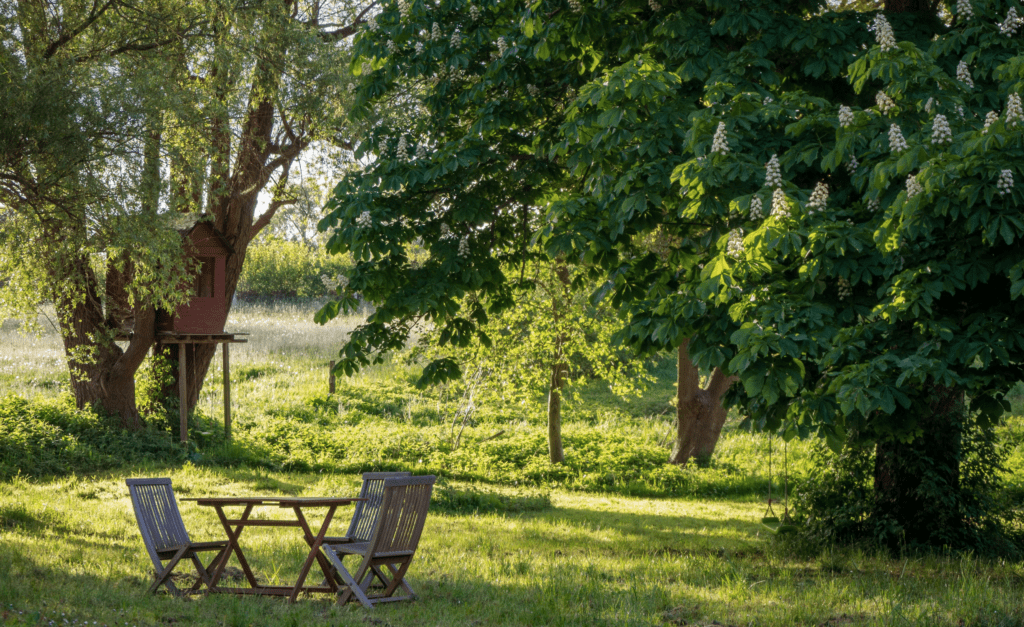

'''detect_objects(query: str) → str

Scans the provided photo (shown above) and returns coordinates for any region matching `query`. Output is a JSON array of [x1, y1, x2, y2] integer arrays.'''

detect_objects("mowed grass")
[[2, 467, 1024, 627], [2, 300, 1024, 626]]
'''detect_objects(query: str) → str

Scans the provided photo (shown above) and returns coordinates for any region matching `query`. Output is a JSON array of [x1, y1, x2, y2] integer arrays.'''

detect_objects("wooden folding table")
[[181, 496, 362, 602]]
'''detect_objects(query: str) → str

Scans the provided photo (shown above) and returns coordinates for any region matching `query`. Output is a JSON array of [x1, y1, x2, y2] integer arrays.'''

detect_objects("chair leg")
[[323, 548, 375, 608], [379, 561, 412, 599], [188, 548, 228, 593], [148, 547, 189, 596], [383, 562, 415, 598]]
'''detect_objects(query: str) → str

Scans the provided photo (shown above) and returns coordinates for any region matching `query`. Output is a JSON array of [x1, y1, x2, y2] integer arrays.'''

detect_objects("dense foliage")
[[237, 237, 355, 300], [319, 0, 1024, 550]]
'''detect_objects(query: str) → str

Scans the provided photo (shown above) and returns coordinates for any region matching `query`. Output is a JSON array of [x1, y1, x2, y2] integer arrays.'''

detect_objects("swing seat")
[[761, 516, 799, 535]]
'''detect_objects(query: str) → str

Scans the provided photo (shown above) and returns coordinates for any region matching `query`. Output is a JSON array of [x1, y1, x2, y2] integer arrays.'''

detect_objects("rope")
[[764, 433, 777, 520]]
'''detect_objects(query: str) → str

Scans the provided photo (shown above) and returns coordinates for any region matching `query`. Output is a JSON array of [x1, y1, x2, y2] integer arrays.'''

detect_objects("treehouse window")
[[195, 257, 215, 298]]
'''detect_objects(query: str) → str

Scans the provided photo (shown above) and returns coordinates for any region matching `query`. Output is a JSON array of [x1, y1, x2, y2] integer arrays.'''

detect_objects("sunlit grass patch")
[[1, 468, 1023, 627]]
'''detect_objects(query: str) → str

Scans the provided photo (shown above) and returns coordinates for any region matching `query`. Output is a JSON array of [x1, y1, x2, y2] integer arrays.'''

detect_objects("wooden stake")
[[329, 360, 336, 394], [224, 343, 231, 441], [179, 343, 188, 444]]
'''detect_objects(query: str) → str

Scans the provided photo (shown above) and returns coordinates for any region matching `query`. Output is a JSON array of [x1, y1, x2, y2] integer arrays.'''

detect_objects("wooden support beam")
[[179, 343, 188, 444], [329, 360, 336, 395], [224, 343, 231, 441]]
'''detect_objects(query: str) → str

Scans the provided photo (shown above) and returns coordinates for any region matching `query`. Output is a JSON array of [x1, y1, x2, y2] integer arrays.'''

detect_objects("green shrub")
[[237, 238, 353, 299], [0, 394, 184, 480]]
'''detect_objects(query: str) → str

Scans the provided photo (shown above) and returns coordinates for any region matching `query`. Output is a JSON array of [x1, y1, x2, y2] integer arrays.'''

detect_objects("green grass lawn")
[[2, 300, 1024, 626], [3, 466, 1024, 627]]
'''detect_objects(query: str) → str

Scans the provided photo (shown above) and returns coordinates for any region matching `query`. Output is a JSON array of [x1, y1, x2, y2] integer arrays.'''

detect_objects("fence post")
[[329, 360, 336, 394]]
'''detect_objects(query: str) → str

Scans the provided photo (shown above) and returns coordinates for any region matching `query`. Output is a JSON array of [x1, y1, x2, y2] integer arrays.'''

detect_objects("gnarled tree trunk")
[[56, 253, 156, 429], [669, 339, 738, 465]]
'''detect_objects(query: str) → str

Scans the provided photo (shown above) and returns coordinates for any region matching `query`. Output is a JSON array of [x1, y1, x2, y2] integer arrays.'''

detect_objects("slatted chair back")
[[365, 475, 435, 558], [126, 478, 192, 570], [346, 472, 411, 542]]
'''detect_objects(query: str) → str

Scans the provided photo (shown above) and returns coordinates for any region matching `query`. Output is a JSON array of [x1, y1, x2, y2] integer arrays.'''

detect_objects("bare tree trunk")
[[669, 339, 738, 465], [544, 261, 573, 464], [547, 363, 565, 463]]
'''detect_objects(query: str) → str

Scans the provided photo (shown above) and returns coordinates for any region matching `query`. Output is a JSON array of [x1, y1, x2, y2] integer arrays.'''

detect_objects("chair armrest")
[[322, 535, 354, 544]]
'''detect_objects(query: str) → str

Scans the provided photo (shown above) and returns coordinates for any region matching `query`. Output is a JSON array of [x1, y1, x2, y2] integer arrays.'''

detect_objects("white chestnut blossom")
[[957, 60, 974, 88], [356, 211, 373, 228], [458, 236, 470, 257], [346, 82, 355, 93], [867, 198, 880, 212], [983, 110, 999, 132], [771, 188, 790, 218], [416, 143, 428, 159], [764, 154, 783, 188], [649, 0, 662, 10], [1000, 7, 1020, 36], [726, 230, 744, 258], [906, 174, 923, 199], [439, 223, 455, 240], [763, 96, 773, 105], [386, 39, 397, 53], [846, 155, 859, 175], [711, 122, 729, 155], [527, 84, 539, 97], [750, 196, 764, 219], [415, 41, 424, 54], [997, 169, 1014, 196], [362, 61, 373, 75], [876, 91, 896, 115], [1006, 94, 1023, 127], [398, 0, 411, 19], [367, 15, 378, 31], [497, 36, 508, 56], [956, 0, 974, 19], [431, 22, 441, 40], [396, 135, 409, 160], [873, 14, 898, 52], [837, 277, 853, 300], [925, 97, 935, 113], [469, 3, 480, 20], [931, 114, 952, 144], [450, 29, 461, 47], [838, 105, 854, 127], [568, 0, 582, 12], [807, 182, 829, 215], [888, 124, 908, 153]]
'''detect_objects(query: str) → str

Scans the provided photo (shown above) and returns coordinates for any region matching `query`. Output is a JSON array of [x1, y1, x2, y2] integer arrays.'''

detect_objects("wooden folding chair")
[[324, 471, 411, 545], [126, 478, 229, 596], [323, 475, 435, 607]]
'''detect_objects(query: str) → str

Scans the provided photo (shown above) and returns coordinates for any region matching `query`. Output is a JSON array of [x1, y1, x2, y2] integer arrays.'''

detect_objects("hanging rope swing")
[[761, 433, 798, 535]]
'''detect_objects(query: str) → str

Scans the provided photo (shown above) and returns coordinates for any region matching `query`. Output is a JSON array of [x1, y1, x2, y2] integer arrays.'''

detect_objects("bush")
[[793, 414, 1024, 559], [236, 238, 353, 299], [0, 394, 184, 480]]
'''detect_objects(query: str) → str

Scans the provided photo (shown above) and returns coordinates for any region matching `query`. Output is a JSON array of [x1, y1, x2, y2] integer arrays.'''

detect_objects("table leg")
[[289, 505, 338, 603], [207, 504, 260, 592]]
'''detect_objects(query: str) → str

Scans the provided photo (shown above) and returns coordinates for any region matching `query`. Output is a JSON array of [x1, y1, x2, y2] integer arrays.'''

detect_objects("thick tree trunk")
[[547, 363, 566, 464], [873, 385, 963, 549], [55, 254, 155, 429], [669, 339, 738, 465]]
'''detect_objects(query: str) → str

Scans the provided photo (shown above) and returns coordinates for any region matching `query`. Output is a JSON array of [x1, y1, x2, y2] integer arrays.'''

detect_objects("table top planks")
[[181, 496, 365, 507]]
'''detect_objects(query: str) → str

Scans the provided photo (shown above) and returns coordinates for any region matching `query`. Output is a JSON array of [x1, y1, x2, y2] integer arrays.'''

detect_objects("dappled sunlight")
[[2, 467, 1024, 626]]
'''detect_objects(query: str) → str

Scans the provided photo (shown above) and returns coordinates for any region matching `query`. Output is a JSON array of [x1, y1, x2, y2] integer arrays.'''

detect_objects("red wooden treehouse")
[[156, 221, 246, 443]]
